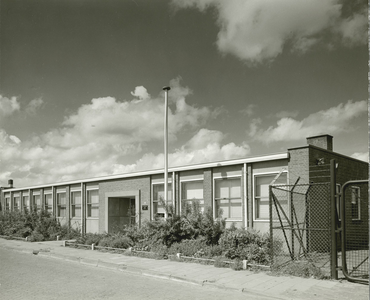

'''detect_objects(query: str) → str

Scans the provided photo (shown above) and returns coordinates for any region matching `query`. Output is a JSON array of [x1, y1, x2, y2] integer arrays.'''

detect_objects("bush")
[[272, 261, 326, 279], [219, 228, 272, 264], [168, 238, 223, 258], [0, 209, 80, 241], [98, 235, 133, 249]]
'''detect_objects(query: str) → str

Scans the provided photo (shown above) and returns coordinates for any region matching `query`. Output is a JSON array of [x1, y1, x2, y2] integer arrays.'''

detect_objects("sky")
[[0, 0, 368, 187]]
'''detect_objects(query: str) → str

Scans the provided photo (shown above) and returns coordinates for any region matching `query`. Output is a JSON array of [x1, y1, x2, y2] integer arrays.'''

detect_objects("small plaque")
[[142, 205, 148, 211]]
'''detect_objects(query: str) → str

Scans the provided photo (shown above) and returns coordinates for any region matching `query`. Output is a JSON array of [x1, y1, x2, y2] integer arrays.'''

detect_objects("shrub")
[[272, 261, 327, 279], [219, 228, 272, 264], [214, 256, 230, 268], [168, 238, 223, 258], [98, 235, 133, 249]]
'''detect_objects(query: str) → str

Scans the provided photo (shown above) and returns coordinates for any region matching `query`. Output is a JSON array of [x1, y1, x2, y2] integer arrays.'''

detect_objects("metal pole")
[[330, 159, 338, 280], [163, 86, 170, 218]]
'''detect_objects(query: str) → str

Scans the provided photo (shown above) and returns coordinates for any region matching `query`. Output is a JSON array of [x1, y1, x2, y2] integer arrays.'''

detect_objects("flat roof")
[[3, 152, 289, 192]]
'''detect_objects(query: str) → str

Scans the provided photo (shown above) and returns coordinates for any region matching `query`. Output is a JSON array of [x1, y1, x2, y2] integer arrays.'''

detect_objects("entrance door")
[[108, 197, 135, 233]]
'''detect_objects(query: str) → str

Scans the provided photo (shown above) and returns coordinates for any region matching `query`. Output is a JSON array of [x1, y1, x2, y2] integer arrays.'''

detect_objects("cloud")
[[250, 100, 366, 143], [133, 128, 251, 170], [241, 104, 256, 117], [0, 95, 20, 116], [131, 86, 151, 100], [25, 98, 44, 115], [0, 81, 230, 186], [350, 152, 369, 162], [337, 7, 368, 46], [171, 0, 367, 63], [275, 110, 299, 119]]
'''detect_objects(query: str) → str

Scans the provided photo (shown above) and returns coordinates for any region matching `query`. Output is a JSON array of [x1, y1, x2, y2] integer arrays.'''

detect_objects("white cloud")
[[0, 81, 232, 186], [250, 100, 367, 143], [25, 98, 44, 114], [133, 128, 251, 170], [275, 110, 299, 119], [171, 0, 367, 63], [351, 152, 369, 162], [241, 104, 256, 117], [337, 7, 368, 46], [0, 95, 20, 116], [131, 86, 151, 100]]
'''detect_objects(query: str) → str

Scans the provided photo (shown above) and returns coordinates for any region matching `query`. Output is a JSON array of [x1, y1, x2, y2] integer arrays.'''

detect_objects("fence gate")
[[339, 180, 369, 283], [270, 182, 333, 277]]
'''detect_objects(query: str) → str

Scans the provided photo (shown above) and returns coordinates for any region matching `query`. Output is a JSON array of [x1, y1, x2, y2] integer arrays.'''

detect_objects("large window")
[[5, 197, 10, 211], [23, 196, 30, 211], [215, 178, 242, 219], [87, 190, 99, 218], [71, 191, 81, 218], [13, 196, 20, 211], [254, 173, 287, 220], [57, 193, 66, 217], [33, 194, 41, 211], [351, 186, 360, 220], [181, 181, 204, 213], [44, 194, 52, 212], [153, 183, 172, 218]]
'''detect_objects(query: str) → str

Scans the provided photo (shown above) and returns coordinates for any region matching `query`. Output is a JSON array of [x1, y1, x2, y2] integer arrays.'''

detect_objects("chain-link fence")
[[340, 180, 368, 281], [270, 183, 332, 277]]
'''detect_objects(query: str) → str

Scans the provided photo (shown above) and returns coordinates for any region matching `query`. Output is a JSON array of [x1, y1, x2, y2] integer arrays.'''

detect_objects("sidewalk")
[[0, 238, 368, 300]]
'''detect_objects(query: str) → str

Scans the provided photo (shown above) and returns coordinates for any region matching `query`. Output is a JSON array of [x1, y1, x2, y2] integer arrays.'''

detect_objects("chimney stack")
[[306, 134, 333, 151], [8, 179, 13, 188]]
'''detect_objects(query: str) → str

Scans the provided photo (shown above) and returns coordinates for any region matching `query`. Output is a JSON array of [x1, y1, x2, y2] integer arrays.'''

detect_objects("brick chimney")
[[306, 134, 333, 151]]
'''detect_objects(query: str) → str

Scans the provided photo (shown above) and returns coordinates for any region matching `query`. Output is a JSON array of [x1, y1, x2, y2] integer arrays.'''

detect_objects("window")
[[153, 183, 172, 218], [13, 197, 20, 211], [33, 194, 41, 211], [351, 186, 360, 220], [44, 194, 52, 212], [23, 196, 30, 211], [215, 178, 242, 219], [254, 173, 287, 220], [87, 190, 99, 218], [57, 193, 66, 217], [71, 191, 81, 218], [5, 197, 10, 211], [181, 181, 204, 213]]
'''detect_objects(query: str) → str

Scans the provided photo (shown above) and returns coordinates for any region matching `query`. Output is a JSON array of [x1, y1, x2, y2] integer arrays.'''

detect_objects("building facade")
[[1, 135, 368, 235]]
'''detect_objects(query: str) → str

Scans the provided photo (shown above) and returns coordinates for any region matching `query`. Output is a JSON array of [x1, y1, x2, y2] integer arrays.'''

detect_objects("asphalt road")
[[0, 248, 273, 300]]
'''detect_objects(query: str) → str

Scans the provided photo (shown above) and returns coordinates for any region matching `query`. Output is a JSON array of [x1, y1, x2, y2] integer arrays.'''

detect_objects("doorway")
[[108, 197, 135, 233]]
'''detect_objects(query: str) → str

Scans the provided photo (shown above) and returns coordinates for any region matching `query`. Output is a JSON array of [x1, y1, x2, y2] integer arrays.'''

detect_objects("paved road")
[[0, 248, 274, 300]]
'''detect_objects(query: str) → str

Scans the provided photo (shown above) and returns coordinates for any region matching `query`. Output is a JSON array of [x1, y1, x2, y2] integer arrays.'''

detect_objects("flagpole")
[[162, 86, 170, 218]]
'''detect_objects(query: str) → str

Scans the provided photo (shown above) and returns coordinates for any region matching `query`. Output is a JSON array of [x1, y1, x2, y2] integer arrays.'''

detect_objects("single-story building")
[[1, 134, 368, 235]]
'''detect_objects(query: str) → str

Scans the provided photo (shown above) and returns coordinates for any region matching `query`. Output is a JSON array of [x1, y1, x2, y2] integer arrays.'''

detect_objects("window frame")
[[22, 195, 30, 212], [56, 192, 67, 218], [180, 179, 204, 215], [70, 191, 82, 218], [213, 176, 242, 221], [32, 193, 41, 211], [86, 189, 99, 218], [13, 196, 20, 211], [44, 193, 53, 213], [151, 182, 173, 219], [5, 196, 10, 211], [253, 171, 288, 222]]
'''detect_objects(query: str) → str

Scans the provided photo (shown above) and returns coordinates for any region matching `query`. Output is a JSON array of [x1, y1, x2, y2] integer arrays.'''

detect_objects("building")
[[0, 134, 368, 235]]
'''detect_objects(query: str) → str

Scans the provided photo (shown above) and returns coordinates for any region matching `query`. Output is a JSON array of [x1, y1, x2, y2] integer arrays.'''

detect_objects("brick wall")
[[98, 176, 151, 233]]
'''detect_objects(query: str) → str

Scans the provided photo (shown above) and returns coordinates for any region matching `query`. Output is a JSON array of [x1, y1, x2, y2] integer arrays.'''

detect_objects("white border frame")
[[252, 170, 289, 222], [213, 175, 243, 222]]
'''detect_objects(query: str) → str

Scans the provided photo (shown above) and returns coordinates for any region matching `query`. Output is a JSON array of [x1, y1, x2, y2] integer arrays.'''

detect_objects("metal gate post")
[[330, 159, 338, 279]]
